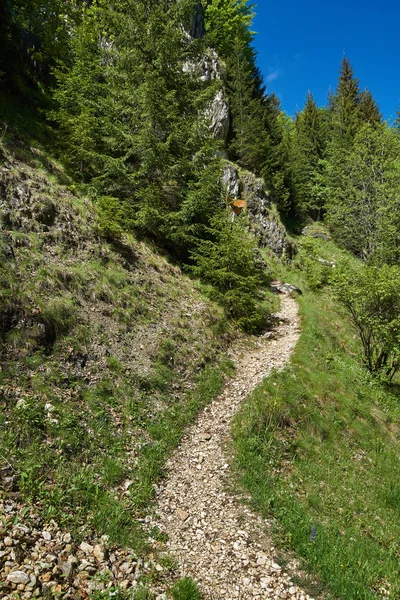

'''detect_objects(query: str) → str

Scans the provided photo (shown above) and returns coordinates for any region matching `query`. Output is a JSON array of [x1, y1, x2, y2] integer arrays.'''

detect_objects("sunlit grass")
[[233, 286, 400, 600]]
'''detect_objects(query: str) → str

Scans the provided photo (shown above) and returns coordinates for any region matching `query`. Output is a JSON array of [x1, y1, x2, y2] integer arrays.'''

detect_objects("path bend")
[[156, 296, 312, 600]]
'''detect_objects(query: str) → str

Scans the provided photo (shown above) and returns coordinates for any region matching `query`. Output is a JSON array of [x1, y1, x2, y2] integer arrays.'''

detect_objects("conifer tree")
[[329, 56, 361, 145], [325, 123, 400, 261], [291, 92, 327, 220], [0, 0, 79, 91], [227, 35, 269, 174], [204, 0, 255, 61], [358, 89, 382, 127], [260, 95, 295, 215]]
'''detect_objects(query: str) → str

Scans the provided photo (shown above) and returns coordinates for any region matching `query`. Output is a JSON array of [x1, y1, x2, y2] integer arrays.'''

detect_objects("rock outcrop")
[[222, 163, 294, 258], [183, 2, 230, 144], [183, 48, 230, 143]]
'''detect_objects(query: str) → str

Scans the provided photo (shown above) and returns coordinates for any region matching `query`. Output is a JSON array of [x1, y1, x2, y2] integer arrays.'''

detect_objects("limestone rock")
[[79, 542, 93, 555], [221, 164, 294, 258], [222, 163, 240, 199], [7, 570, 30, 584], [183, 50, 230, 143], [270, 282, 302, 296], [206, 89, 230, 141]]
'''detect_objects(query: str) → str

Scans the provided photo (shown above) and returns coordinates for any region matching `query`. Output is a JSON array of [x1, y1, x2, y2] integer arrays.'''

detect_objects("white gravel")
[[156, 294, 312, 599]]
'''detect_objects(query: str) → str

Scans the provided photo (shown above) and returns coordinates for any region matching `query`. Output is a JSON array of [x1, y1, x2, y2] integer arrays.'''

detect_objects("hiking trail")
[[156, 294, 313, 600]]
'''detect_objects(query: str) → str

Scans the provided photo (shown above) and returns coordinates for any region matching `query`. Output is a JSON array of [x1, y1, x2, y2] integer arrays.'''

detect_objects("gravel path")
[[156, 294, 311, 600]]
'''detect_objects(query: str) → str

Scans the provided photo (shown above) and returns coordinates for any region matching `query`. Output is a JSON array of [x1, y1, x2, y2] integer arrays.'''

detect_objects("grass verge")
[[233, 256, 400, 599]]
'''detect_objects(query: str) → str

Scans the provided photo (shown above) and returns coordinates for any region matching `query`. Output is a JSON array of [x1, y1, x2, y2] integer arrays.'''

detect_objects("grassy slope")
[[0, 132, 233, 557], [233, 231, 400, 600]]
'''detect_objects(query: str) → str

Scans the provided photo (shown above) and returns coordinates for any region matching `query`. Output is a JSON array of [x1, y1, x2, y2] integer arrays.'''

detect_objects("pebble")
[[0, 499, 163, 598], [7, 570, 30, 584], [79, 542, 93, 554]]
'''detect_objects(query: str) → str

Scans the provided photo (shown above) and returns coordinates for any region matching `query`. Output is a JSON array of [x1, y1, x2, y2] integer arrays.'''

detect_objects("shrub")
[[333, 264, 400, 380], [170, 577, 202, 600], [95, 196, 125, 241], [190, 213, 271, 333]]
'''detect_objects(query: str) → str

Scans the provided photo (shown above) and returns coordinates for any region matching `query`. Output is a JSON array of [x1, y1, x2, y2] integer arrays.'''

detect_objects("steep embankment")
[[0, 144, 234, 598]]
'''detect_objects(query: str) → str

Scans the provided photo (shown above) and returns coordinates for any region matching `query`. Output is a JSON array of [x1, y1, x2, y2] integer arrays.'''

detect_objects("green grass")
[[0, 351, 229, 552], [232, 271, 400, 599], [169, 577, 203, 600]]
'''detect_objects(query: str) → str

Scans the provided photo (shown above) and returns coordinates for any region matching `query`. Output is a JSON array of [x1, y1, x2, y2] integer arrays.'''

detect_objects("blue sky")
[[252, 0, 400, 122]]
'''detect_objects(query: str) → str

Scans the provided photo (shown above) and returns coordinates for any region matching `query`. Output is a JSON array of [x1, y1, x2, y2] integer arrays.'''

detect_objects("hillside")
[[0, 139, 235, 598], [1, 1, 400, 600]]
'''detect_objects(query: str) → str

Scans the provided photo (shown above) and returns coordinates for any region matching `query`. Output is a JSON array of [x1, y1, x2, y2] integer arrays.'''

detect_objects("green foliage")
[[204, 0, 255, 60], [190, 213, 272, 332], [95, 196, 126, 241], [328, 56, 363, 146], [325, 123, 400, 261], [0, 0, 81, 100], [170, 577, 203, 600], [333, 263, 400, 380], [291, 93, 328, 220]]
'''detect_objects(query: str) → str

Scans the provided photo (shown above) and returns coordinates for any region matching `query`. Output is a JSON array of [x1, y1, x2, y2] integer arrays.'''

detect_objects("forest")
[[0, 1, 399, 599], [2, 0, 400, 352]]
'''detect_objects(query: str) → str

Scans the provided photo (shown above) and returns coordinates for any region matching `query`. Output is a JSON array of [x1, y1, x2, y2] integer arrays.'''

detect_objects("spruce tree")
[[325, 123, 400, 261], [329, 56, 361, 145], [204, 0, 255, 61], [292, 92, 327, 220], [260, 94, 295, 215], [358, 89, 382, 127]]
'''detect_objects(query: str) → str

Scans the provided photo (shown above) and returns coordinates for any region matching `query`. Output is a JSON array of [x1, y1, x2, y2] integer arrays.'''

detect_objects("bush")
[[190, 213, 271, 333], [95, 196, 125, 241], [333, 264, 400, 380]]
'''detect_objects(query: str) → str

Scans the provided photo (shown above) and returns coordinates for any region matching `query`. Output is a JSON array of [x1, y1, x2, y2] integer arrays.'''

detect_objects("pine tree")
[[291, 92, 327, 220], [204, 0, 255, 61], [329, 56, 361, 145], [325, 123, 400, 261], [0, 0, 79, 91], [358, 89, 382, 127], [226, 35, 269, 174], [260, 95, 295, 215], [189, 211, 270, 332]]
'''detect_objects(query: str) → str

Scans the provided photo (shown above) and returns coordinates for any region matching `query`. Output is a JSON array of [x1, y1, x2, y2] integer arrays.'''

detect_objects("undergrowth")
[[0, 140, 234, 557]]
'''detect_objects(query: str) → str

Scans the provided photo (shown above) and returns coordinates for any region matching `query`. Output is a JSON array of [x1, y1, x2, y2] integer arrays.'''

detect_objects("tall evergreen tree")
[[358, 89, 382, 127], [260, 95, 295, 215], [226, 35, 269, 174], [204, 0, 255, 61], [291, 92, 327, 220], [329, 56, 361, 145], [325, 123, 400, 261]]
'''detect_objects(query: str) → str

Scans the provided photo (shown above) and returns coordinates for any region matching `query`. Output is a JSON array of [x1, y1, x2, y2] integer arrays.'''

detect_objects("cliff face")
[[221, 163, 294, 257], [185, 2, 292, 257]]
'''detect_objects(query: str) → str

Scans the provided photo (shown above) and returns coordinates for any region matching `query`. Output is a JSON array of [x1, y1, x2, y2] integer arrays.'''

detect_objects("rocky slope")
[[0, 141, 233, 598]]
